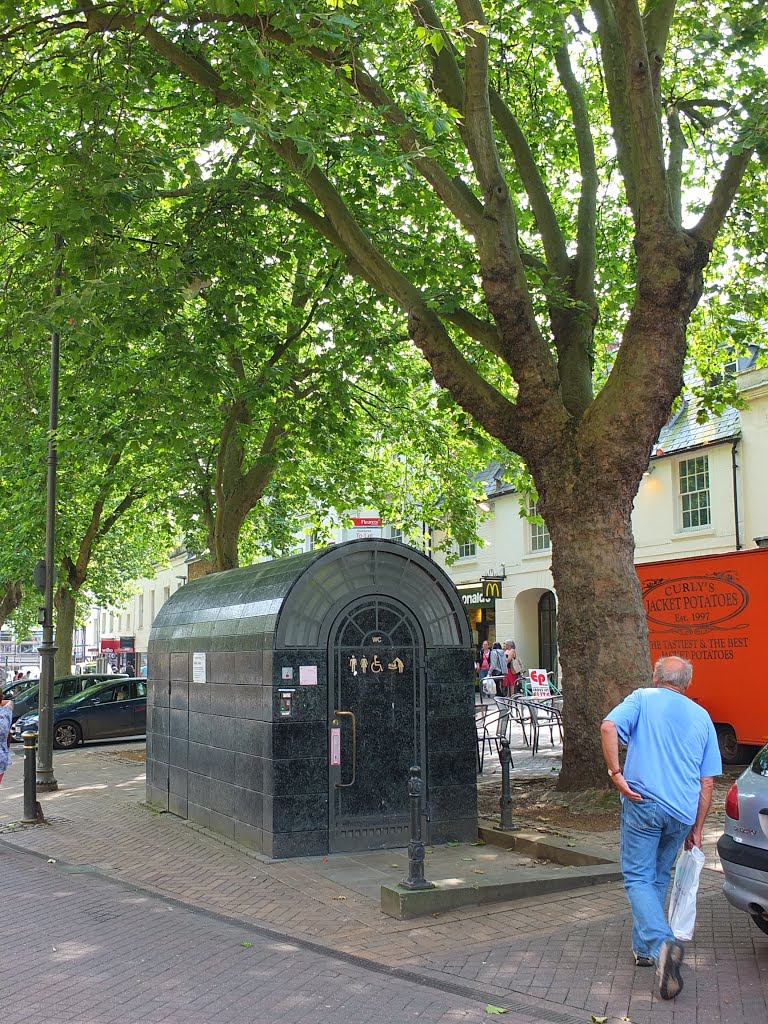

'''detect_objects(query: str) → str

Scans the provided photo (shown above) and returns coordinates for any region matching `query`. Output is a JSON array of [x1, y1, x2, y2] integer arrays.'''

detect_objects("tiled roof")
[[475, 461, 517, 499], [654, 393, 740, 457]]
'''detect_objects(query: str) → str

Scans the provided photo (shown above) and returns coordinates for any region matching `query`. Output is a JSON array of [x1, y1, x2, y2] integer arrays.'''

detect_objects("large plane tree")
[[3, 1, 765, 786]]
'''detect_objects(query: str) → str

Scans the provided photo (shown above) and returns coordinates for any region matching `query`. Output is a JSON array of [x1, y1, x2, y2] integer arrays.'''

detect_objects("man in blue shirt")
[[601, 656, 721, 1000]]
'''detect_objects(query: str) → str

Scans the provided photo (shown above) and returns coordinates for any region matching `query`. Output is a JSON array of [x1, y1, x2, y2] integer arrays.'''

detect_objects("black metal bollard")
[[21, 731, 41, 824], [497, 738, 514, 830], [400, 765, 435, 890]]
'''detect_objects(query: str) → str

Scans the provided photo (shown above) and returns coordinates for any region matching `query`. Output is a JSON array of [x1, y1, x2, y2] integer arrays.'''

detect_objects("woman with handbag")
[[503, 641, 524, 695]]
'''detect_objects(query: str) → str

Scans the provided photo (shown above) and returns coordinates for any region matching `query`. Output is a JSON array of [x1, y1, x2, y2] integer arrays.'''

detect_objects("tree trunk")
[[0, 581, 22, 632], [546, 496, 650, 790], [212, 505, 247, 573], [54, 587, 76, 678], [522, 266, 703, 790]]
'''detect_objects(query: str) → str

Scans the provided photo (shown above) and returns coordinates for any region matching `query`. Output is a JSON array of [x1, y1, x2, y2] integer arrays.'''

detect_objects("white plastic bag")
[[481, 676, 496, 696], [668, 845, 706, 941]]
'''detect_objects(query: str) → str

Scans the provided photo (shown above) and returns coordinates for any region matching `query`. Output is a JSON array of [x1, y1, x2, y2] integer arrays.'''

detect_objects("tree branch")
[[441, 307, 502, 353], [610, 0, 670, 233], [78, 2, 245, 106], [553, 25, 597, 301], [237, 418, 285, 510], [454, 1, 514, 235], [590, 0, 638, 213], [691, 149, 754, 246], [98, 487, 142, 539], [74, 0, 543, 453], [642, 0, 677, 71], [666, 103, 685, 228], [333, 58, 484, 235], [409, 0, 465, 110], [0, 580, 22, 628], [487, 88, 570, 279]]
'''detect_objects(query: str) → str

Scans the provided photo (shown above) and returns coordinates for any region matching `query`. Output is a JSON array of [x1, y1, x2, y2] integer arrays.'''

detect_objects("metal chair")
[[476, 701, 501, 771], [494, 695, 531, 747], [523, 696, 563, 756]]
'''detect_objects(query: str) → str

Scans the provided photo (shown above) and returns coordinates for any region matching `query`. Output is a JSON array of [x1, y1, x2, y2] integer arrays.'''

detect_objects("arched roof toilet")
[[147, 539, 477, 858]]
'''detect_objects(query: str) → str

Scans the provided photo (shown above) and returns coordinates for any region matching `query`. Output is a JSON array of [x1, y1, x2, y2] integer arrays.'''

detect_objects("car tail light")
[[725, 783, 740, 820]]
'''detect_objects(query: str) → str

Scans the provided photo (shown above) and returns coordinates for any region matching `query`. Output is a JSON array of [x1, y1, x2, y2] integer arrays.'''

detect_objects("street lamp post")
[[36, 236, 63, 792]]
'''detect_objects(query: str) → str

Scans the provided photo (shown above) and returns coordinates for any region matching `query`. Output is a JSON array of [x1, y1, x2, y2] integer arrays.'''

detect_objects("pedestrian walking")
[[0, 693, 13, 785], [600, 655, 721, 1000]]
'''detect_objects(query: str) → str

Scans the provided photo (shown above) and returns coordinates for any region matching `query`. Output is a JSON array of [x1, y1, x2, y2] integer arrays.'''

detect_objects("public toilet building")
[[146, 539, 477, 858]]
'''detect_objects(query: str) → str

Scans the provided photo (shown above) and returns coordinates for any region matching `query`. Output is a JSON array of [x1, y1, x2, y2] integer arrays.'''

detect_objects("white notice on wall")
[[299, 664, 318, 686], [192, 652, 207, 683]]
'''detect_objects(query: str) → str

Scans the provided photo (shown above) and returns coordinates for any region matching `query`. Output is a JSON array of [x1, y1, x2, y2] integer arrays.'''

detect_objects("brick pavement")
[[2, 843, 540, 1024], [1, 743, 767, 1023]]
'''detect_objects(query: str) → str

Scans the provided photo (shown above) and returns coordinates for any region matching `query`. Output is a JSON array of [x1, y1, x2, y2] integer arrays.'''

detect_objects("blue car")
[[12, 677, 147, 749]]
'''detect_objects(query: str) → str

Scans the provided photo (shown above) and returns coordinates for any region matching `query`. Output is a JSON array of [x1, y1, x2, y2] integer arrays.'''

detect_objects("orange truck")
[[636, 547, 768, 764]]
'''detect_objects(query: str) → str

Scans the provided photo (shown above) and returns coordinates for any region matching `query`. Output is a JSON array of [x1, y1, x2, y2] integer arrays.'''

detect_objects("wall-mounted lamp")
[[754, 537, 768, 549], [642, 465, 655, 478], [477, 500, 491, 513]]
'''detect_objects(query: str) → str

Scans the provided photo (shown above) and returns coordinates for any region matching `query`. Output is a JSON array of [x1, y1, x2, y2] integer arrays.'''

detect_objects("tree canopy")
[[0, 3, 500, 669], [2, 1, 766, 783]]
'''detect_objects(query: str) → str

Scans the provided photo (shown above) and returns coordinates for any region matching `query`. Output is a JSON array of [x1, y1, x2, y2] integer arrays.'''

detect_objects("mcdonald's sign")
[[482, 579, 503, 600]]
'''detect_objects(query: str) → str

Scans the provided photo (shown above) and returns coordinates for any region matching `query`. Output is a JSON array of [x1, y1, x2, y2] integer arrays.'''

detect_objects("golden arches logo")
[[483, 580, 502, 599]]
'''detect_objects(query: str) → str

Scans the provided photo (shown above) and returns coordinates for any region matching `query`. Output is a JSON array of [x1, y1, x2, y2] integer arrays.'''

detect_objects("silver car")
[[718, 744, 768, 936]]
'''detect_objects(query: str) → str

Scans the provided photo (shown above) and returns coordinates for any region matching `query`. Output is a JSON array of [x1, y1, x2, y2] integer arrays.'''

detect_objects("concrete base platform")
[[380, 820, 622, 919]]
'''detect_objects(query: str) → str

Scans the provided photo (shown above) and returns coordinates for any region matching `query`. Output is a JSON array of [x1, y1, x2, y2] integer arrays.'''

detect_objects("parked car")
[[6, 673, 125, 725], [717, 743, 768, 936], [11, 677, 147, 749], [2, 673, 41, 700]]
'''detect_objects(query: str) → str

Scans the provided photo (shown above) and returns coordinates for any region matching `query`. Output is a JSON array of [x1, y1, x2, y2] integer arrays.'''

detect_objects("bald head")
[[653, 656, 693, 692]]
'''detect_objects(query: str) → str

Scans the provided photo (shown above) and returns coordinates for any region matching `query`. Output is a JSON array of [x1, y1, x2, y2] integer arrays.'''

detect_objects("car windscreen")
[[58, 683, 114, 707]]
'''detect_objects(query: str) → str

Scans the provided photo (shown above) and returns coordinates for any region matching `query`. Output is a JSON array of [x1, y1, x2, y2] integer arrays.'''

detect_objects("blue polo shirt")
[[604, 687, 721, 825]]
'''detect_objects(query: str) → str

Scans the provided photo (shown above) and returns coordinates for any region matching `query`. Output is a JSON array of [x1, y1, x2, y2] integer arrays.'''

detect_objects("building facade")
[[433, 363, 768, 680]]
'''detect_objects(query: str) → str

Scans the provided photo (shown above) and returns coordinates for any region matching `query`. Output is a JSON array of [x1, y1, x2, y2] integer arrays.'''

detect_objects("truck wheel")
[[715, 724, 749, 765]]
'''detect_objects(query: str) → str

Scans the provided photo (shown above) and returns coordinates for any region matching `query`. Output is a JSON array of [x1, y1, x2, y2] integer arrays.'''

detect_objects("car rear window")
[[751, 745, 768, 778]]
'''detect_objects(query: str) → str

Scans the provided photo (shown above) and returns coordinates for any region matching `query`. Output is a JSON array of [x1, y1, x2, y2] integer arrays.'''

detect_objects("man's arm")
[[685, 776, 715, 850], [600, 719, 642, 801]]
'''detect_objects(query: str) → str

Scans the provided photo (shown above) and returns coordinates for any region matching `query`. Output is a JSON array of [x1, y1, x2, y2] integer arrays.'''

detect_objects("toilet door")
[[328, 597, 425, 852]]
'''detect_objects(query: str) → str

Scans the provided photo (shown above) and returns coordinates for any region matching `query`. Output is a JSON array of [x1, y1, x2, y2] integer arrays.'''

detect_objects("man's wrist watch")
[[607, 768, 622, 778]]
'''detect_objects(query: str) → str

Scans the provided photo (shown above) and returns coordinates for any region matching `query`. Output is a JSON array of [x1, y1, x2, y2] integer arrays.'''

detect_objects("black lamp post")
[[35, 235, 63, 792]]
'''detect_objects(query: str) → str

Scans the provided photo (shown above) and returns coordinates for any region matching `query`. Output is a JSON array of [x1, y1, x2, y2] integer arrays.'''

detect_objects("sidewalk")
[[1, 738, 766, 1024]]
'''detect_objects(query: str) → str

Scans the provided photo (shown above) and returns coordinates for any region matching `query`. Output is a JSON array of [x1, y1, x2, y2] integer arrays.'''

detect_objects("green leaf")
[[485, 1006, 509, 1015]]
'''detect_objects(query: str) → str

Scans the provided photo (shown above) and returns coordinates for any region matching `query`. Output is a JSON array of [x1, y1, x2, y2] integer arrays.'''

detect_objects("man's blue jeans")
[[620, 796, 689, 961]]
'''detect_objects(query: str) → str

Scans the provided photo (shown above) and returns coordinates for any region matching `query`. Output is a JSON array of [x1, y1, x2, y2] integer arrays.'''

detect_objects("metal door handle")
[[334, 710, 356, 788]]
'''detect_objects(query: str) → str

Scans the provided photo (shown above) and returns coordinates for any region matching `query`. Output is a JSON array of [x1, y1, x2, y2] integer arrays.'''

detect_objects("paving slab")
[[0, 737, 766, 1024]]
